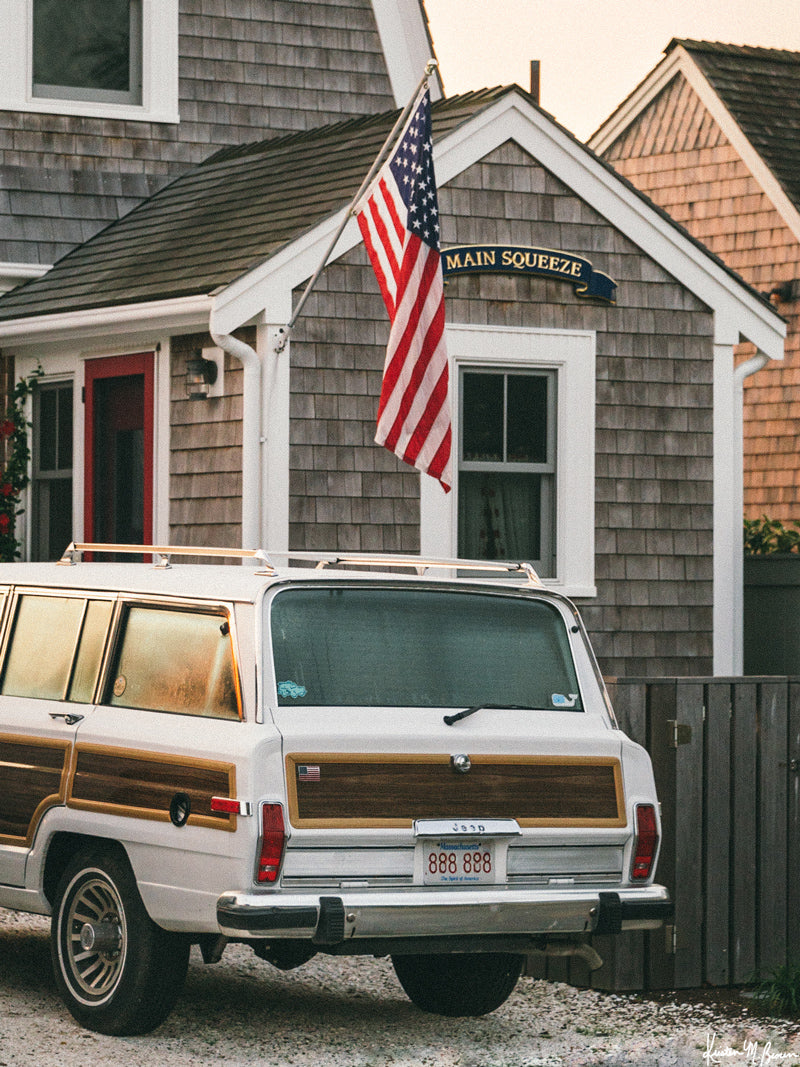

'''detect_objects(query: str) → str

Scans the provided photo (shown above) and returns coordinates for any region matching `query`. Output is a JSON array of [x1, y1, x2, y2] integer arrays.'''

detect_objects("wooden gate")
[[533, 677, 800, 991]]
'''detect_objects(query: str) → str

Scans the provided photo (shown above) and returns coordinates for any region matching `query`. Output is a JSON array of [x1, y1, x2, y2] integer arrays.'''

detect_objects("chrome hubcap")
[[64, 875, 126, 998]]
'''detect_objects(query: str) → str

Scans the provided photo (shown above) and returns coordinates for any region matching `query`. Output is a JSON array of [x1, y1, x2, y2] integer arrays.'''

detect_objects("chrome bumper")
[[216, 884, 671, 942]]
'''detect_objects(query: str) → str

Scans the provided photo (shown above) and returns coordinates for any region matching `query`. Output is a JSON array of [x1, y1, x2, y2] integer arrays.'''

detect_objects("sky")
[[424, 0, 800, 141]]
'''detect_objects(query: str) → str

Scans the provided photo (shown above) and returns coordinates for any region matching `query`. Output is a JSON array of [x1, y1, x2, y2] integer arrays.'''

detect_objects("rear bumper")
[[216, 884, 671, 942]]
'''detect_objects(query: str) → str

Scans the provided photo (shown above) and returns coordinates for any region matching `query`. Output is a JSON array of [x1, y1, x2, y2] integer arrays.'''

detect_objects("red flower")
[[0, 484, 13, 497], [0, 514, 10, 532], [0, 420, 14, 438]]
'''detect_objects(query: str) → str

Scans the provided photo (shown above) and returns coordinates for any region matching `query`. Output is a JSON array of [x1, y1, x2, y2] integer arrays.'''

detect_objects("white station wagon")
[[0, 544, 669, 1034]]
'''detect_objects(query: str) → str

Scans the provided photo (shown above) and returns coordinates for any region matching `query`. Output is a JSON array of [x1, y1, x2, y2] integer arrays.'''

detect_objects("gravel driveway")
[[2, 908, 799, 1066]]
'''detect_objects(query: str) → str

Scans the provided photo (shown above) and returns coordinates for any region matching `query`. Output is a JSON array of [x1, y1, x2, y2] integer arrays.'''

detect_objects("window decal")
[[277, 681, 308, 700]]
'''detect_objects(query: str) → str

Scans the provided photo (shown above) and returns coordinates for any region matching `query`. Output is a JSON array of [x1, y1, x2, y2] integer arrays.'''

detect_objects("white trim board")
[[370, 0, 443, 105]]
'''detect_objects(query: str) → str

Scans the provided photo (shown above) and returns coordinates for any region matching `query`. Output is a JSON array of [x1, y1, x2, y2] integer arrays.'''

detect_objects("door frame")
[[84, 352, 154, 546]]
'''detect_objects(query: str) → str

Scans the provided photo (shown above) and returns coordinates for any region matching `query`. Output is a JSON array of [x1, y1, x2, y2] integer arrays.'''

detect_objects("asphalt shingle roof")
[[670, 39, 800, 215], [0, 88, 509, 323]]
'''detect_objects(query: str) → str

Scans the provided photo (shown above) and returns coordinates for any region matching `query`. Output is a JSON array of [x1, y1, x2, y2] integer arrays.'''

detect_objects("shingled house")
[[589, 40, 800, 523], [0, 0, 438, 293], [0, 47, 784, 679]]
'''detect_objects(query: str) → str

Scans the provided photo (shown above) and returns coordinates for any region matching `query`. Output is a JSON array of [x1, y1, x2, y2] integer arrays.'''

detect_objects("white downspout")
[[210, 330, 262, 552], [727, 350, 770, 673]]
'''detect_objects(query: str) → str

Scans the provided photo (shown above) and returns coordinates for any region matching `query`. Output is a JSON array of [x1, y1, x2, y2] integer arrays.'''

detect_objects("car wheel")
[[392, 952, 523, 1016], [51, 847, 190, 1035]]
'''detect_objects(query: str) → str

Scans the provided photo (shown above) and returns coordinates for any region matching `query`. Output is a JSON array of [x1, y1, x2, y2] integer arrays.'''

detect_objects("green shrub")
[[743, 515, 800, 555]]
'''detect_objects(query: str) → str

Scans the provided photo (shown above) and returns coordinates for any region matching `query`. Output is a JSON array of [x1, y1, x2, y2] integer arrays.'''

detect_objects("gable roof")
[[669, 40, 800, 215], [589, 39, 800, 241], [0, 88, 508, 324], [0, 80, 783, 359]]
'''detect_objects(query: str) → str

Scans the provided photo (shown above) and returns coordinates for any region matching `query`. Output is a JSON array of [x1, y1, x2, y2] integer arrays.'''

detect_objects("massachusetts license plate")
[[423, 840, 496, 885]]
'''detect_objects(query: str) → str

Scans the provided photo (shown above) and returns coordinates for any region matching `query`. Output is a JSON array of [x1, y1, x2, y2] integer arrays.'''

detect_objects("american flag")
[[356, 88, 452, 491]]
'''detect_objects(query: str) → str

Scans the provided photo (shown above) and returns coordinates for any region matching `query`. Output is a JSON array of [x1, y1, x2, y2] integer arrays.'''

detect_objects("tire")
[[392, 952, 523, 1016], [50, 847, 190, 1035]]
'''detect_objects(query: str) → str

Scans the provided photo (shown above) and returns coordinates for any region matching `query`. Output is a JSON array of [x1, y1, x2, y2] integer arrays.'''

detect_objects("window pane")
[[33, 0, 133, 92], [507, 375, 548, 463], [458, 471, 542, 561], [33, 479, 73, 562], [58, 386, 73, 470], [462, 373, 503, 461], [2, 596, 84, 700], [270, 588, 581, 712], [69, 600, 113, 703], [38, 388, 57, 472], [108, 607, 240, 719]]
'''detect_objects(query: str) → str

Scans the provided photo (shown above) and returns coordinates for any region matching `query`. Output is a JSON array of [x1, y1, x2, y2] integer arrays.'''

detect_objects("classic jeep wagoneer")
[[0, 544, 669, 1034]]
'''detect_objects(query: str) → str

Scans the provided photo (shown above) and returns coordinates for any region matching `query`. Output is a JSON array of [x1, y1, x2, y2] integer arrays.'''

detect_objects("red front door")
[[84, 354, 154, 545]]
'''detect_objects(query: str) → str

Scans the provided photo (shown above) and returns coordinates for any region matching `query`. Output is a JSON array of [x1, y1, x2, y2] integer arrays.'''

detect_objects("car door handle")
[[49, 712, 84, 726]]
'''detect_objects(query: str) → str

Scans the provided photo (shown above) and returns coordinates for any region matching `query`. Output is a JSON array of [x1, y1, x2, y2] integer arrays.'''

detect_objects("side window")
[[32, 0, 142, 106], [1, 594, 112, 702], [32, 381, 73, 562], [458, 368, 556, 576], [106, 606, 241, 720]]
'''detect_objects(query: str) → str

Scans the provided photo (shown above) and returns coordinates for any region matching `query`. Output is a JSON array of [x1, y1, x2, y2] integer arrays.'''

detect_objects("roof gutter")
[[0, 295, 214, 343], [209, 329, 262, 555]]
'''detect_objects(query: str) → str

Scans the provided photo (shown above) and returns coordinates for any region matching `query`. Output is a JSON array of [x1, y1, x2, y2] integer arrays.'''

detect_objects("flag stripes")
[[355, 87, 451, 491]]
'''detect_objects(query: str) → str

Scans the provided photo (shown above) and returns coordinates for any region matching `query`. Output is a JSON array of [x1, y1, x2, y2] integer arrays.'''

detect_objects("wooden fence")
[[533, 677, 800, 992]]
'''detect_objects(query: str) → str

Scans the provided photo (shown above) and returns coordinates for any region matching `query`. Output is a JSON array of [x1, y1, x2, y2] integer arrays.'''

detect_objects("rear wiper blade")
[[443, 703, 535, 726]]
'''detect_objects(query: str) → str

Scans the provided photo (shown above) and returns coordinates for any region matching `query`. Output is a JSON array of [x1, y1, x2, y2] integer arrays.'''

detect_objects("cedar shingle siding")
[[600, 42, 800, 521], [0, 0, 395, 265], [169, 333, 244, 550], [289, 141, 715, 677]]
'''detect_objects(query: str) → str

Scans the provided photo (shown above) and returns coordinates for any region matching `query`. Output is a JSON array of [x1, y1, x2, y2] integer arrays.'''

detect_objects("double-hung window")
[[421, 324, 596, 598], [458, 368, 556, 575]]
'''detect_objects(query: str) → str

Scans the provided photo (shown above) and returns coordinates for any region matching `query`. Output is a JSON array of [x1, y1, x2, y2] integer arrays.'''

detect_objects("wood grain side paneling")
[[286, 753, 624, 829], [0, 734, 71, 845], [68, 744, 237, 832]]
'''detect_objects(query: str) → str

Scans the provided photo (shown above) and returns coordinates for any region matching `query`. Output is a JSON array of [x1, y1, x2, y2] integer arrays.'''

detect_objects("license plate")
[[423, 840, 496, 885]]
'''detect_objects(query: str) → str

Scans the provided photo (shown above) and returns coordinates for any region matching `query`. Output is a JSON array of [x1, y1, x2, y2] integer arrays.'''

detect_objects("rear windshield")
[[270, 587, 582, 711]]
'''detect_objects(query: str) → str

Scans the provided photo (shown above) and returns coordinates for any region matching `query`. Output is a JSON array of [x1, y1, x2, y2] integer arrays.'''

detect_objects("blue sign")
[[441, 244, 616, 304]]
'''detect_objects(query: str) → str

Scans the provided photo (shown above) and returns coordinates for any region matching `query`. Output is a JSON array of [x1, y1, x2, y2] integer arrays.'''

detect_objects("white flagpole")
[[273, 60, 437, 354]]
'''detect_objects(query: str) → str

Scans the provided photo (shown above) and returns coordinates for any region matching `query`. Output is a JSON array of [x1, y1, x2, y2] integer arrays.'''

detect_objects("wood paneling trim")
[[68, 744, 238, 832], [286, 753, 625, 829], [0, 733, 71, 846]]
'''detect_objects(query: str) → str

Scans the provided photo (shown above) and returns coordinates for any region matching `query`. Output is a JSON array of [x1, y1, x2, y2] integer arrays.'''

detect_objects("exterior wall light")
[[186, 348, 222, 400]]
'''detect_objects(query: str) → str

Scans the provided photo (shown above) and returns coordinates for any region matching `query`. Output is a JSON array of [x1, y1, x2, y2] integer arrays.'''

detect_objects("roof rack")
[[57, 542, 276, 574], [270, 551, 542, 586], [55, 544, 542, 586]]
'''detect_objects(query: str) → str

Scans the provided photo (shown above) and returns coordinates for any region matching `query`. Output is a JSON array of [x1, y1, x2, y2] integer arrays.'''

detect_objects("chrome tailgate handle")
[[49, 712, 84, 726]]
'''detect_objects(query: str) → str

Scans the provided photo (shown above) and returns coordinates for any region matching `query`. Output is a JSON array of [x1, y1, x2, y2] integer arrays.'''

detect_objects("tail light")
[[631, 803, 658, 881], [257, 803, 286, 883]]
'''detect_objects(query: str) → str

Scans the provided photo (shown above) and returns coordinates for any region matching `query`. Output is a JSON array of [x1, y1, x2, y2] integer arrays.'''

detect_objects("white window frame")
[[421, 324, 597, 597], [31, 376, 74, 561], [0, 0, 178, 123]]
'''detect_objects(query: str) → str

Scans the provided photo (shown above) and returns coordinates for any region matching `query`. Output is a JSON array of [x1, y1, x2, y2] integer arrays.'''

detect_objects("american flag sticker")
[[297, 764, 321, 782]]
